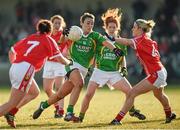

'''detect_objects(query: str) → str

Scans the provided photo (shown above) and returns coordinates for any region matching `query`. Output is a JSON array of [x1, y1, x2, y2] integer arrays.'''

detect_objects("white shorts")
[[43, 61, 66, 78], [90, 68, 124, 88], [146, 67, 167, 88], [66, 61, 88, 79], [9, 61, 35, 93]]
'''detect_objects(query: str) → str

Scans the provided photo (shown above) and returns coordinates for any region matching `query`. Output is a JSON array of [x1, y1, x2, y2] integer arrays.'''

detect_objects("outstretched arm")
[[53, 53, 72, 65], [102, 41, 124, 56], [102, 41, 116, 50], [115, 37, 134, 47]]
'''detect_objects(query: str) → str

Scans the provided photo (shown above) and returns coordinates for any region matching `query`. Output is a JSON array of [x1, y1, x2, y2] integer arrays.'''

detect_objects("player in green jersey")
[[74, 8, 146, 123], [32, 12, 123, 121]]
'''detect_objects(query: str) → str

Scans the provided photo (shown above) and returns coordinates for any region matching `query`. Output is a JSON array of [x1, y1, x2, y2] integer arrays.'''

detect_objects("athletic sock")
[[54, 104, 59, 110], [164, 107, 172, 118], [58, 109, 64, 115], [67, 105, 74, 113], [9, 107, 19, 116], [79, 112, 85, 121], [41, 100, 50, 109], [115, 111, 126, 122]]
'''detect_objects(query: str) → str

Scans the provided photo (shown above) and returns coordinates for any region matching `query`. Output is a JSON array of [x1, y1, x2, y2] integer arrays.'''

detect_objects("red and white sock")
[[54, 104, 59, 110], [58, 108, 64, 115], [164, 107, 172, 118], [115, 111, 126, 122], [9, 107, 19, 116]]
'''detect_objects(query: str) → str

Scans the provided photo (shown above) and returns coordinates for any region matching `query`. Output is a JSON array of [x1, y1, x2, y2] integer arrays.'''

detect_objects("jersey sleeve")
[[93, 32, 106, 45]]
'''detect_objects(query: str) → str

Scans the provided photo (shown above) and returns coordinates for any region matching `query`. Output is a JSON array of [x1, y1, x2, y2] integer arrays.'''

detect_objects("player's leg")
[[43, 78, 55, 97], [111, 78, 146, 123], [7, 79, 39, 116], [110, 79, 154, 125], [153, 88, 176, 123], [0, 88, 25, 117], [33, 80, 74, 119], [54, 76, 65, 118], [75, 81, 99, 122], [4, 79, 39, 128], [64, 69, 84, 121]]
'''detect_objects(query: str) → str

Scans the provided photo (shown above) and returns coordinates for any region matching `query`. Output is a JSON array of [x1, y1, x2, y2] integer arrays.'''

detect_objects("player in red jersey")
[[110, 19, 176, 125], [43, 15, 71, 118], [1, 19, 71, 128]]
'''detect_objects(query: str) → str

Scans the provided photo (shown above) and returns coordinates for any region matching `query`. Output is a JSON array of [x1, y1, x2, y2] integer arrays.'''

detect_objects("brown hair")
[[50, 15, 66, 28], [80, 12, 95, 23], [36, 19, 53, 34], [101, 8, 122, 31]]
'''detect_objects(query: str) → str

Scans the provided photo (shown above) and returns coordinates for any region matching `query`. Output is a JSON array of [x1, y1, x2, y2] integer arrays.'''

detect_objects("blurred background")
[[0, 0, 180, 86]]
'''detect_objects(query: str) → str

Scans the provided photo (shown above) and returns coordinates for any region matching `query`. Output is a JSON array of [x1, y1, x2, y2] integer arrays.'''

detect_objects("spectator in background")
[[15, 0, 25, 23], [132, 0, 147, 20]]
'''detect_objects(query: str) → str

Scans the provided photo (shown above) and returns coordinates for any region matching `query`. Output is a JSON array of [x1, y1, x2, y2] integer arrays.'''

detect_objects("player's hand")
[[63, 28, 70, 36], [121, 67, 128, 77], [113, 48, 124, 57], [68, 59, 73, 66]]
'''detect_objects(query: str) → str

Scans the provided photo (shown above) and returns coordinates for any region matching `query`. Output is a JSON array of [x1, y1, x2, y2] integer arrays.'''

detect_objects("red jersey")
[[132, 34, 164, 75], [48, 31, 71, 62], [12, 33, 61, 71]]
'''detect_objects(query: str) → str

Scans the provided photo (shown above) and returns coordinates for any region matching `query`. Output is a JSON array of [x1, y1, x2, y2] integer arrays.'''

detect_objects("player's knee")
[[73, 80, 84, 89], [127, 89, 137, 99]]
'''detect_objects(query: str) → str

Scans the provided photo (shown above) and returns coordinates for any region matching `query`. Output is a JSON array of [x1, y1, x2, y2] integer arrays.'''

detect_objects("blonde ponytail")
[[135, 19, 156, 34]]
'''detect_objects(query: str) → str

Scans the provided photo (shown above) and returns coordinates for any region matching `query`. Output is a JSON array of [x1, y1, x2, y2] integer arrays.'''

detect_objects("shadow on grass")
[[126, 116, 180, 124], [0, 122, 110, 129], [0, 117, 179, 129]]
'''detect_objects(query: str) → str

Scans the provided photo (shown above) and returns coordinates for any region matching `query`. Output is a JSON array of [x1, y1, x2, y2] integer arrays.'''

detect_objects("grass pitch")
[[0, 85, 180, 129]]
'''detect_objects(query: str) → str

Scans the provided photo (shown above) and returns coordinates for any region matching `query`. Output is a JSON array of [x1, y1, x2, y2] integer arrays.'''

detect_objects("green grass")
[[0, 85, 180, 129]]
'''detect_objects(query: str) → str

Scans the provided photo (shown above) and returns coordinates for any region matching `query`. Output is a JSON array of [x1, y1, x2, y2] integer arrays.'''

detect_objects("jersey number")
[[24, 41, 40, 56], [152, 44, 159, 57]]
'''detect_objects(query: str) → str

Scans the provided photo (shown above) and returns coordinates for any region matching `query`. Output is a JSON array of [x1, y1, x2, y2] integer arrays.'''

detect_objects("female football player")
[[32, 12, 123, 121], [75, 8, 146, 122], [0, 19, 71, 128], [110, 19, 176, 125], [43, 15, 70, 118]]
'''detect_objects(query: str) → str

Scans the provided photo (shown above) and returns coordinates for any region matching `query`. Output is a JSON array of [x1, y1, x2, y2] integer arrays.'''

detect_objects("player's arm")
[[56, 54, 72, 65], [121, 56, 127, 68], [51, 53, 72, 65], [102, 41, 124, 57], [8, 47, 17, 64], [115, 37, 134, 47], [120, 56, 128, 77]]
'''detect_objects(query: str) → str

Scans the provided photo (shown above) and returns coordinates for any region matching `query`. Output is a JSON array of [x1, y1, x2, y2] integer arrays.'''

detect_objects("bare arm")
[[53, 53, 71, 65], [102, 41, 116, 50], [8, 49, 16, 64], [121, 56, 126, 68], [115, 37, 134, 47]]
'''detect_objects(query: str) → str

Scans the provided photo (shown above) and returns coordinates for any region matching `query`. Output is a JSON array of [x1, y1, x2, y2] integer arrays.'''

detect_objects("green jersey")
[[96, 35, 127, 71], [70, 31, 106, 68]]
